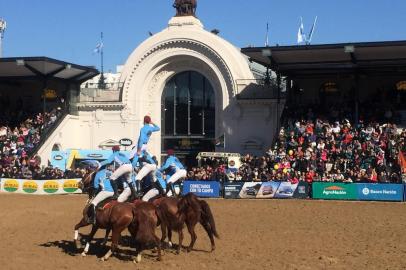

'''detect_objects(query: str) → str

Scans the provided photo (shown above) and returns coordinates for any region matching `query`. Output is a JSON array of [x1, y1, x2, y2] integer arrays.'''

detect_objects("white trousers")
[[142, 188, 159, 202], [136, 163, 157, 181], [110, 163, 133, 182], [167, 169, 187, 184], [91, 191, 114, 206], [117, 187, 132, 203], [129, 144, 148, 159]]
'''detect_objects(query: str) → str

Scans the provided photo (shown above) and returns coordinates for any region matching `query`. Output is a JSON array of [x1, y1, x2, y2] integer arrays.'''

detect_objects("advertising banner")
[[274, 182, 299, 198], [224, 182, 245, 199], [0, 179, 82, 195], [182, 181, 220, 198], [293, 182, 310, 199], [224, 182, 281, 199], [312, 182, 358, 200], [357, 184, 404, 201]]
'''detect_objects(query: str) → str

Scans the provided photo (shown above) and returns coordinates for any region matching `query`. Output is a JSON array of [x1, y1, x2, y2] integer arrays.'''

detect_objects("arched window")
[[161, 71, 215, 158]]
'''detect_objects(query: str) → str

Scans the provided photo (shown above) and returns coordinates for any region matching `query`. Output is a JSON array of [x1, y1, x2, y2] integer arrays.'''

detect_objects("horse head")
[[80, 171, 96, 198]]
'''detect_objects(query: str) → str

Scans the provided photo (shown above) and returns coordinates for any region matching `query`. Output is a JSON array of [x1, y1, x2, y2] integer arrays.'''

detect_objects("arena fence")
[[0, 178, 82, 195]]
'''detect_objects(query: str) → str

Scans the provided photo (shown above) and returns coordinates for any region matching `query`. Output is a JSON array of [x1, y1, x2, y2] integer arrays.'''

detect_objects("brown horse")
[[177, 193, 219, 252], [152, 193, 219, 253], [74, 172, 162, 262]]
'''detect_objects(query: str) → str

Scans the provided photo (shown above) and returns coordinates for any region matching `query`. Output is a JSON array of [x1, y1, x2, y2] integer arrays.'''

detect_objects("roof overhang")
[[242, 40, 406, 78], [0, 57, 99, 83]]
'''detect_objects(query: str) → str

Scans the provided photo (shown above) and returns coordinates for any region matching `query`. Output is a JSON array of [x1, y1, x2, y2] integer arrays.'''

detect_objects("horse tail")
[[199, 200, 219, 239]]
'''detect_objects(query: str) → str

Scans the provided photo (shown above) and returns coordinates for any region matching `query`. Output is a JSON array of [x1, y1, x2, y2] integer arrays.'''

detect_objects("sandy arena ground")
[[1, 194, 406, 270]]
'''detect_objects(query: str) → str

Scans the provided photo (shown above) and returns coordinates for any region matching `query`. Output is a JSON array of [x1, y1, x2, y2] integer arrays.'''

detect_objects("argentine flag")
[[93, 42, 103, 54], [297, 18, 306, 44]]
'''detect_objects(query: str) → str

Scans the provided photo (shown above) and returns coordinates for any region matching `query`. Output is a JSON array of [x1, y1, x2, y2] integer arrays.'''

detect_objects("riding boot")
[[110, 180, 119, 199], [88, 204, 96, 225], [135, 180, 142, 198], [166, 183, 174, 197], [155, 182, 165, 196], [129, 182, 137, 201]]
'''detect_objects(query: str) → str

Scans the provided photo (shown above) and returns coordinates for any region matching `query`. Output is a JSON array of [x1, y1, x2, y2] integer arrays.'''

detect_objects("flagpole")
[[98, 32, 105, 89], [265, 22, 269, 47]]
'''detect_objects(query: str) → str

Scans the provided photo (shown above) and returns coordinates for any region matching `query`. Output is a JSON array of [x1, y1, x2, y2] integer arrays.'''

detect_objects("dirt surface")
[[1, 194, 406, 270]]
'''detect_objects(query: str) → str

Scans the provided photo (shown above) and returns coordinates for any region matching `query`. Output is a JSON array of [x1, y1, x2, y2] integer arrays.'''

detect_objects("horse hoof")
[[134, 254, 142, 263], [81, 252, 87, 257], [100, 257, 106, 262], [168, 241, 173, 248]]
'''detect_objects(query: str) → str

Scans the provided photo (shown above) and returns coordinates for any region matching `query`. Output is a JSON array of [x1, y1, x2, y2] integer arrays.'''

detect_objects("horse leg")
[[101, 227, 120, 261], [134, 242, 143, 263], [177, 229, 183, 254], [154, 234, 162, 261], [101, 227, 111, 246], [160, 223, 168, 248], [168, 229, 173, 248], [186, 221, 197, 253], [81, 225, 98, 257], [200, 220, 216, 252], [74, 218, 89, 250]]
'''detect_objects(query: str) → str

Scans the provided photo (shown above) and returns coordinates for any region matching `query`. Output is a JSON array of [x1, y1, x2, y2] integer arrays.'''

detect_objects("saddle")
[[96, 198, 119, 210]]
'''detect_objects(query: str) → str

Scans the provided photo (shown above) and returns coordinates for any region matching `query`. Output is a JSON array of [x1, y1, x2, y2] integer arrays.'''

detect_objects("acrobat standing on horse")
[[99, 145, 135, 199], [129, 115, 160, 197], [160, 149, 187, 196]]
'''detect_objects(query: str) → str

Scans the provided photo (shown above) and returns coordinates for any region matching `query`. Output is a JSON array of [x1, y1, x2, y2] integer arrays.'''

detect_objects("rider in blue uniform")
[[99, 145, 135, 199], [88, 168, 113, 224], [159, 149, 187, 196], [129, 115, 160, 197]]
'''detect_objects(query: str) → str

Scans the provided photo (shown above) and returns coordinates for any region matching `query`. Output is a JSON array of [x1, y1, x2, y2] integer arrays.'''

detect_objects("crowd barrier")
[[0, 178, 82, 195]]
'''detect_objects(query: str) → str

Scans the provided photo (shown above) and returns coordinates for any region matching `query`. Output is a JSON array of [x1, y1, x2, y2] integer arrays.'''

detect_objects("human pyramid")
[[88, 115, 187, 224]]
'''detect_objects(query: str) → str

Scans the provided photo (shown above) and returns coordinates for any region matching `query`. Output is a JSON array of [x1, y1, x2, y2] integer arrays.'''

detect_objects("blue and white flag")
[[308, 16, 318, 44], [93, 42, 103, 54], [297, 17, 306, 44]]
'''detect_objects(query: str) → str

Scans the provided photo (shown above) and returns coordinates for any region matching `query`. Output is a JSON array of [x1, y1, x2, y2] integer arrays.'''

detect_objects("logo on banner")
[[4, 179, 19, 192], [362, 188, 370, 195], [119, 138, 133, 146], [298, 186, 306, 194], [323, 186, 346, 195], [43, 181, 59, 193], [63, 180, 79, 193], [54, 155, 63, 161], [23, 181, 38, 193]]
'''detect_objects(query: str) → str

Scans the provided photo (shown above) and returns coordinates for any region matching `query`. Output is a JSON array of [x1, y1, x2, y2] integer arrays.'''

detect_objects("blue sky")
[[1, 0, 405, 72]]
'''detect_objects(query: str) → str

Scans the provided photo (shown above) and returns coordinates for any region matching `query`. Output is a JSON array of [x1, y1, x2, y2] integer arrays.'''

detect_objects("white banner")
[[0, 178, 82, 195]]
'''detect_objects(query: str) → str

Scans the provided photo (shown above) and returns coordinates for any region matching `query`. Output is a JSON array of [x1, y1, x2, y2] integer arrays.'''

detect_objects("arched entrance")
[[161, 71, 215, 167]]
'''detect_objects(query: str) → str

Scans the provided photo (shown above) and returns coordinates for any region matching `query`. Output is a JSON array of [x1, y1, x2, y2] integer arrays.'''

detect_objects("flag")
[[93, 42, 103, 54], [297, 17, 305, 44], [308, 16, 318, 44]]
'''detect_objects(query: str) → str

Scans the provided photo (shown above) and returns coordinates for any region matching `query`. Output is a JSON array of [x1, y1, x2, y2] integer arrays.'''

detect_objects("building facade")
[[38, 14, 282, 165]]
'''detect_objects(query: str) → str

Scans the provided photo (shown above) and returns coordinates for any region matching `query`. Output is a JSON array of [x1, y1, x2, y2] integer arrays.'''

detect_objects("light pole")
[[0, 18, 6, 58]]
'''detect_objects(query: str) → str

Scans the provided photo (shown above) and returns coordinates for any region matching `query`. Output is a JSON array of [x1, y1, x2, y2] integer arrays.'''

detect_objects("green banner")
[[312, 182, 358, 200]]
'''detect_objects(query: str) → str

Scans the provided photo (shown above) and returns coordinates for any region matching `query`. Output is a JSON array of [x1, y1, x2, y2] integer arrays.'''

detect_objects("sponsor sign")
[[357, 184, 404, 201], [182, 181, 220, 198], [293, 182, 310, 199], [119, 138, 133, 146], [0, 179, 82, 195], [312, 182, 357, 200], [224, 182, 245, 199], [256, 182, 280, 199], [274, 182, 298, 198]]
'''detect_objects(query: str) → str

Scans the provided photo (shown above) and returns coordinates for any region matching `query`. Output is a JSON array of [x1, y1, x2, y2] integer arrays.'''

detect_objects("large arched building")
[[37, 12, 281, 164]]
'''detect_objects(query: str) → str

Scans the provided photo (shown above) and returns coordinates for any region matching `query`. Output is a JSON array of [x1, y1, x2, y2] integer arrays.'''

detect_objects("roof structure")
[[0, 57, 99, 83], [241, 40, 406, 78]]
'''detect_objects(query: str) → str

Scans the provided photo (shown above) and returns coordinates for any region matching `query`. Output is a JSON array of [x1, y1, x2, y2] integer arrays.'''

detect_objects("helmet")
[[166, 149, 174, 156], [112, 145, 120, 152], [144, 115, 151, 124]]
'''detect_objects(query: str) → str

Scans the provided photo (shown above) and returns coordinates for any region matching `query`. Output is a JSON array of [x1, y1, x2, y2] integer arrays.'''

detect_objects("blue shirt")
[[160, 155, 185, 172], [93, 169, 113, 192], [156, 170, 167, 189], [137, 124, 160, 149], [100, 151, 131, 167]]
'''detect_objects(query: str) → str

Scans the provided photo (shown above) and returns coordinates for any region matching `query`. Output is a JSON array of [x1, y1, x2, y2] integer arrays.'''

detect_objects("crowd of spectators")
[[0, 106, 83, 180], [188, 103, 406, 184]]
